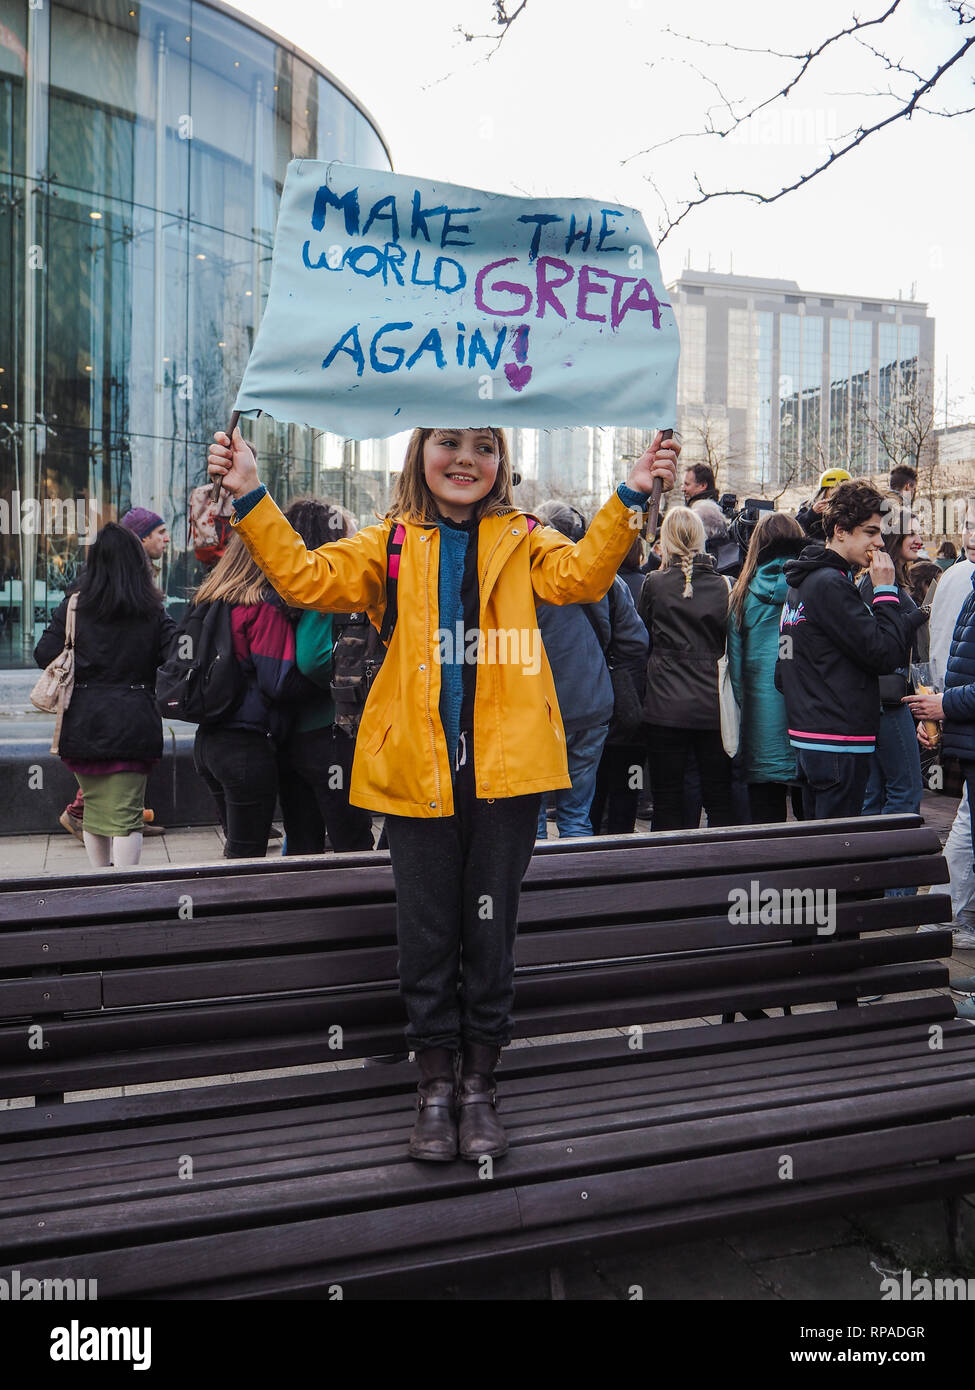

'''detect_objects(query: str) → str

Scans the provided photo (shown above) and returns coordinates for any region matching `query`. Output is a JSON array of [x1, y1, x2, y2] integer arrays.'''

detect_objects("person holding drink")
[[908, 576, 975, 875]]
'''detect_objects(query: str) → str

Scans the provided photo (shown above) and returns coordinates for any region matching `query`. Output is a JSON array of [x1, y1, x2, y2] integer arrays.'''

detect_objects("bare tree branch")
[[455, 0, 529, 57], [915, 100, 975, 116], [662, 2, 903, 126], [651, 28, 975, 244], [622, 59, 749, 161], [852, 33, 924, 82]]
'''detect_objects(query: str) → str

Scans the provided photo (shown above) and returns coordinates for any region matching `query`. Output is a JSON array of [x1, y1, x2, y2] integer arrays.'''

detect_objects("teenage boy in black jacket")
[[775, 481, 924, 819]]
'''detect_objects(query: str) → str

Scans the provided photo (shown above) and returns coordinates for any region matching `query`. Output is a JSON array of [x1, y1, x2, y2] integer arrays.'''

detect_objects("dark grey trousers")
[[384, 756, 540, 1052]]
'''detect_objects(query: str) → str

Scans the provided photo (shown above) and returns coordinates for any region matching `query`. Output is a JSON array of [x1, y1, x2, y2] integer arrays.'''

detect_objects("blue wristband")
[[617, 482, 650, 511], [233, 483, 268, 519]]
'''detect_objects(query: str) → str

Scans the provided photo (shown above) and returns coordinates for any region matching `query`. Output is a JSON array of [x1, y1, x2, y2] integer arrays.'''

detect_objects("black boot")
[[457, 1041, 508, 1160], [408, 1047, 459, 1162]]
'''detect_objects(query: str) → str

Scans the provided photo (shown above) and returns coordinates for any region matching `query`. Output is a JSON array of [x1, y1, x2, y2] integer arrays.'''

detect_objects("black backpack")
[[329, 611, 385, 737], [155, 599, 244, 725], [326, 521, 406, 737]]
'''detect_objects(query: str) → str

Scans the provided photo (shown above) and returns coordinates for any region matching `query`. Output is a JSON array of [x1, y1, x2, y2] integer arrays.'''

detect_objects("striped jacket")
[[774, 544, 920, 755]]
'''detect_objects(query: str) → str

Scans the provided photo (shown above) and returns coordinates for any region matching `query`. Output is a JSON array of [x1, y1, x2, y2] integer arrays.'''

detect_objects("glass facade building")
[[0, 0, 390, 666], [669, 271, 934, 496]]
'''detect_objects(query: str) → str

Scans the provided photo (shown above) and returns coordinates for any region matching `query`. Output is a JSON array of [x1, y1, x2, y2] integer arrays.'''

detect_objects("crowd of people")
[[32, 428, 975, 1162]]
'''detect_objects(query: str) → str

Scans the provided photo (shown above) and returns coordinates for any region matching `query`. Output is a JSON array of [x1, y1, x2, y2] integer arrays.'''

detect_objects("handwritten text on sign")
[[234, 162, 679, 439]]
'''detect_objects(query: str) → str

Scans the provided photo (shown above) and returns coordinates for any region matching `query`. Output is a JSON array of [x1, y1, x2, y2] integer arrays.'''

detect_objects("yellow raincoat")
[[232, 488, 645, 817]]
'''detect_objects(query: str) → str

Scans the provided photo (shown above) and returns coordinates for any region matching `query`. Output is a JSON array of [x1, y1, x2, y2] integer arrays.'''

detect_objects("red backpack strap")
[[524, 515, 539, 533], [379, 522, 406, 646]]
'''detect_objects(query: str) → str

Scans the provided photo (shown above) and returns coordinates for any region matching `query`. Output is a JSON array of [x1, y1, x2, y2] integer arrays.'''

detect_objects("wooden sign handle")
[[211, 409, 241, 505], [644, 427, 674, 542]]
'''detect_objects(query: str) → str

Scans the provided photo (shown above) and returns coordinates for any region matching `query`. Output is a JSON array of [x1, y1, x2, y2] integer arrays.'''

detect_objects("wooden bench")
[[1, 813, 973, 1299]]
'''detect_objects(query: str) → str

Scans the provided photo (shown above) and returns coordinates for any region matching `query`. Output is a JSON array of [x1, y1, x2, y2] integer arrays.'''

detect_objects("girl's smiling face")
[[423, 428, 500, 522]]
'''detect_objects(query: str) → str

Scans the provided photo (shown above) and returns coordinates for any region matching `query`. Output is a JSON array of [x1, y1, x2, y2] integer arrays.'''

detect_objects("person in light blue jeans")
[[537, 722, 611, 839], [858, 502, 928, 894], [862, 701, 925, 816]]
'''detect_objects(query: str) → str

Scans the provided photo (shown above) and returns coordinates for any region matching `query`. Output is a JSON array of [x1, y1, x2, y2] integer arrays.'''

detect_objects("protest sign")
[[234, 161, 679, 439]]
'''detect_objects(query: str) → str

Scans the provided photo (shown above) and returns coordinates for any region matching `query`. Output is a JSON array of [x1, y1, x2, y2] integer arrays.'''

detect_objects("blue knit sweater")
[[437, 519, 469, 772]]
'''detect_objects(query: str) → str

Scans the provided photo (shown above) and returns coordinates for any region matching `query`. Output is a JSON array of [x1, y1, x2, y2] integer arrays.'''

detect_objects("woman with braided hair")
[[637, 505, 733, 831]]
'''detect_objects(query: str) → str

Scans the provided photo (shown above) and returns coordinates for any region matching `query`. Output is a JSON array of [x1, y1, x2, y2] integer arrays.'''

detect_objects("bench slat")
[[517, 854, 949, 926], [3, 1013, 968, 1171], [2, 1016, 969, 1177], [1, 1105, 972, 1289], [0, 958, 953, 1099], [200, 1157, 975, 1299], [0, 823, 940, 927], [6, 1034, 975, 1202], [95, 925, 952, 1008], [0, 904, 396, 970], [237, 1154, 975, 1301], [0, 975, 101, 1019], [0, 889, 952, 975], [0, 813, 925, 897], [0, 996, 956, 1144]]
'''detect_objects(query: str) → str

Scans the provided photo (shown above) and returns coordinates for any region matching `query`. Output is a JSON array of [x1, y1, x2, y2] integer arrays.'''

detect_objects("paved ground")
[[3, 791, 974, 1299]]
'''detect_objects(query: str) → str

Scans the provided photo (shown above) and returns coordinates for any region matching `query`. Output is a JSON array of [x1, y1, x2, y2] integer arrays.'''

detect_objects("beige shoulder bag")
[[30, 593, 78, 754]]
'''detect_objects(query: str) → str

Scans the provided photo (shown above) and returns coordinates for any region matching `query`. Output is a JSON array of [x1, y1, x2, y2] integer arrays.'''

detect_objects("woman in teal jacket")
[[727, 512, 808, 824]]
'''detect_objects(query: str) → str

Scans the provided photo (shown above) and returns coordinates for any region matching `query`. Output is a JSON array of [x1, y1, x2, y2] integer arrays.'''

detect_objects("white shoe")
[[918, 923, 975, 948]]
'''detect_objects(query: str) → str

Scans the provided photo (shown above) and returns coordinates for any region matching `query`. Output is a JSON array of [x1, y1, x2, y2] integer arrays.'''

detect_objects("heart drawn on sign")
[[504, 363, 533, 392]]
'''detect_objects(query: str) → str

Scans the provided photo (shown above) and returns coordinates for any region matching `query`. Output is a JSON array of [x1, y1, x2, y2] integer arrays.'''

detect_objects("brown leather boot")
[[457, 1041, 508, 1160], [408, 1047, 459, 1162]]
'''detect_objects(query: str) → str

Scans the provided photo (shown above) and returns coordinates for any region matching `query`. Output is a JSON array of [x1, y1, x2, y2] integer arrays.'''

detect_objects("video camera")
[[729, 497, 775, 556]]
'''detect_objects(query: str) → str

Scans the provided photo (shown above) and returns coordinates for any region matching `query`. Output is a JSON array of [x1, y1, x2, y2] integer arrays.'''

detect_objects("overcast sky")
[[234, 0, 975, 422]]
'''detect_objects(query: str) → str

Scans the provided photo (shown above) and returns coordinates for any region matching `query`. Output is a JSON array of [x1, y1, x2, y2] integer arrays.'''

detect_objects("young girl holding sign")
[[207, 424, 678, 1161]]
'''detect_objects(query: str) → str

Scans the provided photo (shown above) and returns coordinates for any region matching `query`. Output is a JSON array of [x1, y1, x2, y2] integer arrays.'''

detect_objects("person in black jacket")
[[277, 497, 375, 855], [638, 505, 733, 831], [34, 523, 177, 869], [190, 535, 318, 858], [776, 481, 922, 820]]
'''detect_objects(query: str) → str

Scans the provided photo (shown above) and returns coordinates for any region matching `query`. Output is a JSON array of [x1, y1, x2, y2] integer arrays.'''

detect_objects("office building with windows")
[[0, 0, 390, 666], [668, 270, 935, 498]]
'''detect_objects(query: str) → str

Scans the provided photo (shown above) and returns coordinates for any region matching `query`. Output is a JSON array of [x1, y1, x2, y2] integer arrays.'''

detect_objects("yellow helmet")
[[818, 467, 852, 491]]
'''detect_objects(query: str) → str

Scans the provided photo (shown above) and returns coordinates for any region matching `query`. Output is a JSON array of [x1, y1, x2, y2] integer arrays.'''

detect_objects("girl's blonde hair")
[[385, 427, 515, 524], [660, 506, 707, 598], [193, 533, 269, 606]]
